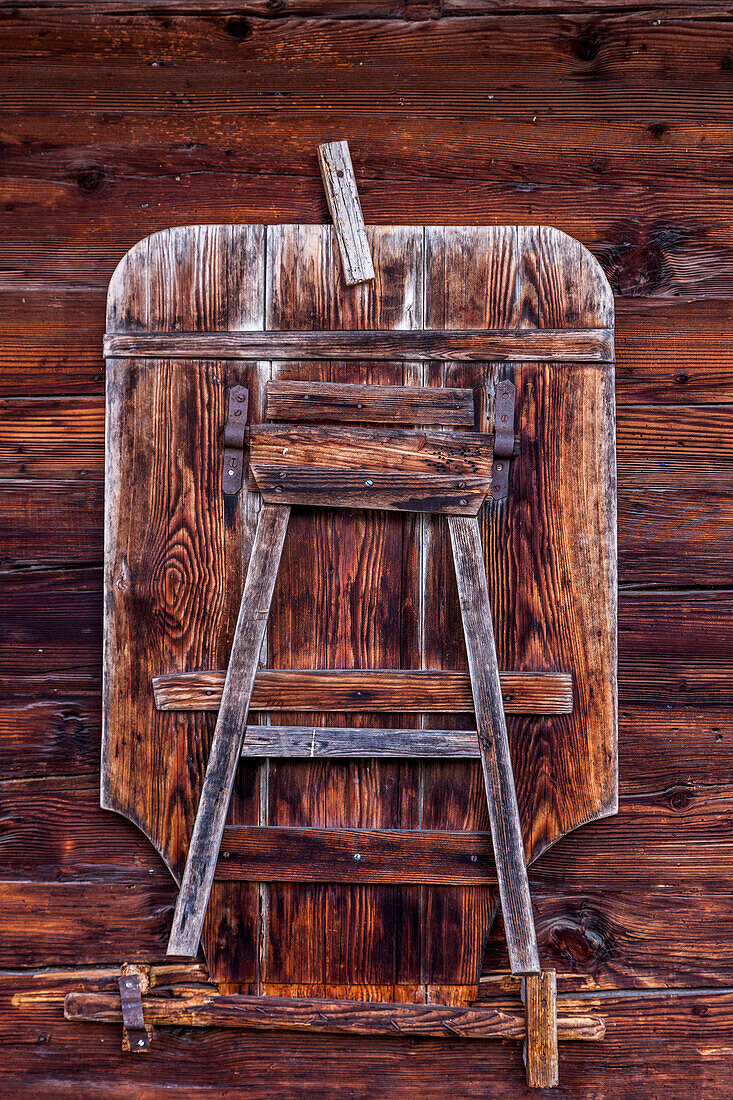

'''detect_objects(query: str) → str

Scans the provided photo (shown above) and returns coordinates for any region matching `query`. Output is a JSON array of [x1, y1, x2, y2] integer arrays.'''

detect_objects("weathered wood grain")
[[104, 329, 613, 362], [449, 515, 539, 976], [232, 724, 498, 759], [168, 503, 290, 957], [317, 140, 375, 285], [522, 971, 559, 1088], [152, 669, 573, 714], [252, 465, 490, 515], [64, 988, 604, 1042], [267, 380, 475, 424], [250, 423, 498, 476]]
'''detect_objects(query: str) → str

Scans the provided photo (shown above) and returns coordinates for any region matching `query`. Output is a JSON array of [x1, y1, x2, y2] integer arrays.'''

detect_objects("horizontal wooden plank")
[[250, 424, 498, 477], [152, 669, 574, 714], [0, 398, 104, 479], [617, 405, 733, 490], [0, 882, 174, 965], [0, 686, 100, 780], [252, 465, 490, 514], [104, 329, 614, 362], [215, 826, 497, 884], [239, 724, 481, 757], [267, 381, 474, 425], [64, 989, 604, 1041]]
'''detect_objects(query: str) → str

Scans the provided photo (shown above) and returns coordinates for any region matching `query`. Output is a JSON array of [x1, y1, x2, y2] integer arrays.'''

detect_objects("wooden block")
[[317, 140, 375, 285], [523, 970, 559, 1089], [151, 668, 574, 716], [265, 380, 475, 425]]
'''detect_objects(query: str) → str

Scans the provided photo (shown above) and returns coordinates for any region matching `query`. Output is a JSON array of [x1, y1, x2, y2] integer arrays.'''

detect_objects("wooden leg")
[[447, 515, 540, 976], [523, 971, 559, 1088], [167, 503, 291, 957]]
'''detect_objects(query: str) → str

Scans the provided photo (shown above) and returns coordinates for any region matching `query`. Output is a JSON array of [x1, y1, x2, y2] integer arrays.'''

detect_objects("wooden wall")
[[2, 3, 733, 1095]]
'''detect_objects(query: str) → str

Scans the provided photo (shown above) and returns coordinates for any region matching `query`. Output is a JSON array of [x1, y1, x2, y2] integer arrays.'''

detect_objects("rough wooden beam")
[[151, 668, 574, 715], [64, 991, 605, 1043], [237, 724, 483, 758], [317, 140, 374, 284], [103, 328, 614, 363]]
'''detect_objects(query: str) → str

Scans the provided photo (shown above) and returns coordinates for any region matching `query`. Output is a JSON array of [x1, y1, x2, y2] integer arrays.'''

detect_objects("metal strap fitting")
[[118, 973, 150, 1053], [222, 385, 249, 495], [490, 378, 516, 502]]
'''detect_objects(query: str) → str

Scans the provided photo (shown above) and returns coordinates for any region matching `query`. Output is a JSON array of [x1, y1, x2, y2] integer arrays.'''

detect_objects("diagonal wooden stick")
[[167, 503, 291, 957]]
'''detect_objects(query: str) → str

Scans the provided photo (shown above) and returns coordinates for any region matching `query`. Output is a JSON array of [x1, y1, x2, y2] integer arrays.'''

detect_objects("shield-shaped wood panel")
[[102, 224, 617, 999]]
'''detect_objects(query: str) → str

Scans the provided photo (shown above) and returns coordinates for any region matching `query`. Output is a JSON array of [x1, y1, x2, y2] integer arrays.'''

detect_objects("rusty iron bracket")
[[490, 379, 516, 502], [118, 972, 150, 1053], [222, 385, 249, 495]]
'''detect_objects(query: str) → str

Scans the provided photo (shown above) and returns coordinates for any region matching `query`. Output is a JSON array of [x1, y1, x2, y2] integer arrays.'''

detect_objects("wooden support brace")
[[523, 971, 560, 1088], [448, 515, 540, 977], [167, 503, 291, 957], [317, 140, 375, 285]]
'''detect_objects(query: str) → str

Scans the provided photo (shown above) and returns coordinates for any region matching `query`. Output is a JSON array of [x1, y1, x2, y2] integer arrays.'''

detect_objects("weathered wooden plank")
[[152, 669, 573, 715], [252, 465, 490, 515], [522, 971, 559, 1088], [103, 329, 614, 362], [0, 481, 103, 570], [266, 380, 475, 424], [250, 424, 498, 476], [168, 503, 290, 957], [214, 826, 499, 884], [237, 724, 483, 758], [317, 140, 375, 285], [64, 989, 604, 1042], [449, 515, 539, 976]]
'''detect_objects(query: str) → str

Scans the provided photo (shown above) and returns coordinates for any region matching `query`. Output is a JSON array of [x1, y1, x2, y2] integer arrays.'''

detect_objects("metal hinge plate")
[[118, 972, 150, 1053], [222, 385, 249, 495], [490, 379, 516, 503]]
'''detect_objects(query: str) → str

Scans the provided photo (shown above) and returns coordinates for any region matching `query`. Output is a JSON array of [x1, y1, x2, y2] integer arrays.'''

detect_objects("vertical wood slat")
[[448, 515, 539, 976], [523, 970, 559, 1088], [168, 503, 291, 957], [317, 141, 375, 286]]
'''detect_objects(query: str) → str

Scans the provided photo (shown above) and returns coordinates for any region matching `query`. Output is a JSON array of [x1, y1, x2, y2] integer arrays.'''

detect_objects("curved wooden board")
[[103, 224, 616, 995]]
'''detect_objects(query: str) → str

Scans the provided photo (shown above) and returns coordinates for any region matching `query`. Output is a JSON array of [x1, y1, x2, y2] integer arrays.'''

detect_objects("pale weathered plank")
[[449, 515, 540, 977], [103, 329, 614, 362], [317, 140, 375, 285], [522, 970, 559, 1088], [167, 503, 290, 957], [236, 724, 481, 758]]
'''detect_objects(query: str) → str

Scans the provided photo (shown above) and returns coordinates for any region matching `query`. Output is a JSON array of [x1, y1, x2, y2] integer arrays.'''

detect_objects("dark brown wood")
[[168, 503, 290, 957], [522, 971, 559, 1088], [214, 826, 498, 884], [152, 668, 574, 715], [266, 381, 475, 425], [449, 515, 539, 977], [65, 989, 604, 1042], [252, 465, 490, 515], [317, 140, 375, 285]]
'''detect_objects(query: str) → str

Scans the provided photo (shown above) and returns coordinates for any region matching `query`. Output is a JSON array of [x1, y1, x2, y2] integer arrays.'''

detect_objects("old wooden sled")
[[71, 200, 617, 1087]]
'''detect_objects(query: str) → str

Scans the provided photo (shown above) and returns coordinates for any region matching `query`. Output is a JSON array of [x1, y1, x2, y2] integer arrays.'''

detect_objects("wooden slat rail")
[[64, 991, 605, 1043], [237, 724, 483, 758], [265, 381, 475, 426], [249, 423, 500, 475], [317, 140, 375, 285], [214, 826, 498, 884], [152, 668, 574, 714], [102, 328, 614, 362]]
